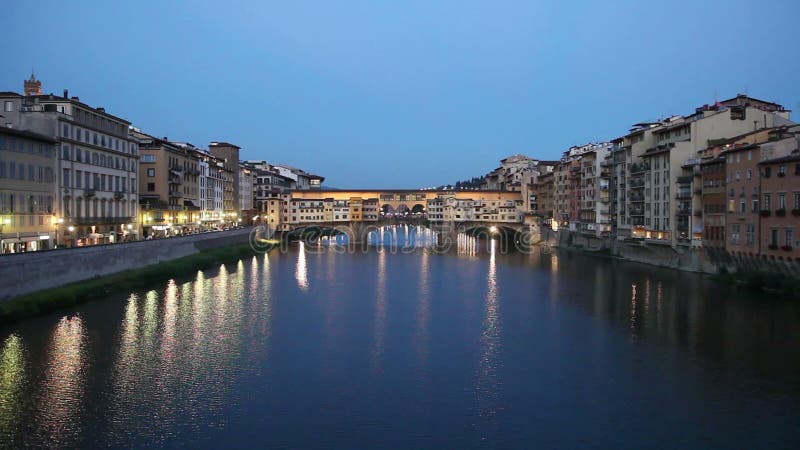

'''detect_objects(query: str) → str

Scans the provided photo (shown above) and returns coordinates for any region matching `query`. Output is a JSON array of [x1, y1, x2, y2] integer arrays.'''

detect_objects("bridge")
[[258, 189, 541, 244]]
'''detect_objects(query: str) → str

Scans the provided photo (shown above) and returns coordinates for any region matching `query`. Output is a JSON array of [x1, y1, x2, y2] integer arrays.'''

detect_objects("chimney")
[[63, 89, 68, 99]]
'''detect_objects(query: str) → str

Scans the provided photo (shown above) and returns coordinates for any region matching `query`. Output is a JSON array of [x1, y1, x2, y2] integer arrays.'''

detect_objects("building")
[[208, 141, 241, 220], [134, 132, 202, 237], [0, 127, 57, 252], [755, 131, 800, 260], [196, 150, 225, 227], [609, 96, 794, 245], [1, 81, 141, 246], [238, 163, 254, 223]]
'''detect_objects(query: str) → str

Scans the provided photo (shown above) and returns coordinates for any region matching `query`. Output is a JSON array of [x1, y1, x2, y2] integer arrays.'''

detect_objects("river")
[[1, 235, 799, 448]]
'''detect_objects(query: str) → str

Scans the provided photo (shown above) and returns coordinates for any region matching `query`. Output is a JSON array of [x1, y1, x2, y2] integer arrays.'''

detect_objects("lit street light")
[[52, 217, 64, 249]]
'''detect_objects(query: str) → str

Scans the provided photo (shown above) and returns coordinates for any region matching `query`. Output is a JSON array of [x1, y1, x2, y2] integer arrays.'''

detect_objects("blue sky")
[[4, 0, 799, 188]]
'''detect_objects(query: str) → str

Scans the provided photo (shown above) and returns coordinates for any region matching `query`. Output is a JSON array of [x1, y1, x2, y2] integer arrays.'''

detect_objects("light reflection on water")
[[371, 248, 388, 374], [37, 316, 86, 446], [475, 239, 501, 433], [0, 334, 25, 440], [0, 246, 799, 448]]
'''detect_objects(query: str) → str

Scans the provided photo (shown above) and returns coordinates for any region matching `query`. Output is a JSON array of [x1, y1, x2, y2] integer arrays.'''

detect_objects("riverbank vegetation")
[[714, 267, 800, 299], [0, 244, 260, 324]]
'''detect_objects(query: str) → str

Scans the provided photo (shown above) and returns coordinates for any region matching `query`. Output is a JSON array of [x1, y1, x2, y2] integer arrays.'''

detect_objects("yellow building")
[[0, 128, 58, 252]]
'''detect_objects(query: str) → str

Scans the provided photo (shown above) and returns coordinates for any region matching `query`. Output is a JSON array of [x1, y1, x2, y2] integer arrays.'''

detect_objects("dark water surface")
[[1, 242, 799, 448]]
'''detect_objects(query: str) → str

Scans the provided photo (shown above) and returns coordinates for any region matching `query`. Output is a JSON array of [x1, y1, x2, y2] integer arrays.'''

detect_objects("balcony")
[[83, 188, 96, 197], [676, 207, 690, 216], [676, 176, 692, 184], [169, 190, 182, 197], [629, 179, 644, 188], [675, 191, 692, 200], [114, 190, 126, 200], [630, 163, 650, 174], [74, 216, 135, 225], [630, 209, 645, 216]]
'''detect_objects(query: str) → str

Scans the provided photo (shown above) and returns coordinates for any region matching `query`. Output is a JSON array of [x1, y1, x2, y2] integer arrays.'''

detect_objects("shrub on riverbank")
[[714, 267, 800, 299], [0, 244, 260, 324]]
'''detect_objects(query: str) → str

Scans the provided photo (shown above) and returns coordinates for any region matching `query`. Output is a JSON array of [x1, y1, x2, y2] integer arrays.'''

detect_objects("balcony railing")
[[630, 163, 650, 174], [73, 216, 135, 225], [84, 188, 96, 197], [675, 192, 692, 200]]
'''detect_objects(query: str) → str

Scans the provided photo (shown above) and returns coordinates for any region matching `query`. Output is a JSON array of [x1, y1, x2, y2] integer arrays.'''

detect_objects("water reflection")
[[0, 246, 799, 448], [372, 248, 388, 373], [458, 233, 479, 255], [414, 250, 431, 377], [0, 334, 25, 440], [475, 239, 501, 432], [296, 241, 309, 291], [37, 316, 86, 446], [369, 224, 438, 248]]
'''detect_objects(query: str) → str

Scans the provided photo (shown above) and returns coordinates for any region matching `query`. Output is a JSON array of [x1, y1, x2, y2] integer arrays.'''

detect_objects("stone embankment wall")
[[543, 229, 800, 277], [0, 229, 251, 301]]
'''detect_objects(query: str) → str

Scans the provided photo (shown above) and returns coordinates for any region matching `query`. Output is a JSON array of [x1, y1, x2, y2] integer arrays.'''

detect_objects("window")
[[795, 193, 800, 210], [731, 224, 741, 245], [747, 169, 752, 180], [763, 194, 771, 210], [779, 164, 787, 176], [746, 224, 755, 245], [147, 182, 155, 192], [771, 229, 779, 246], [740, 201, 745, 213], [787, 229, 795, 248], [147, 168, 155, 177], [763, 167, 772, 178], [4, 101, 12, 112], [778, 193, 786, 210], [752, 199, 759, 213]]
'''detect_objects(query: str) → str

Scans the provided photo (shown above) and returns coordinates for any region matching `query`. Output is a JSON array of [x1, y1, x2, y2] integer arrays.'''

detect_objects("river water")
[[1, 236, 799, 448]]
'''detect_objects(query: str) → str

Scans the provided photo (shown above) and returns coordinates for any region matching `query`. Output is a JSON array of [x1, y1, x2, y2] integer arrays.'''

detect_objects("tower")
[[24, 71, 42, 96]]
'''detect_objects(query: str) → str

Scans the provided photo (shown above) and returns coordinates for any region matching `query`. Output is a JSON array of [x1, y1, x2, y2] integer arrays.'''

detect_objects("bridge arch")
[[411, 204, 425, 216]]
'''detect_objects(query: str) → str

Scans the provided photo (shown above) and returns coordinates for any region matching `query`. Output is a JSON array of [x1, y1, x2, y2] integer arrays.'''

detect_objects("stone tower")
[[24, 71, 42, 96]]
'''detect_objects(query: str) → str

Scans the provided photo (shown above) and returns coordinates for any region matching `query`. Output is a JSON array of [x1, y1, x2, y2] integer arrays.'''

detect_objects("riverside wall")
[[543, 229, 800, 278], [0, 228, 251, 301]]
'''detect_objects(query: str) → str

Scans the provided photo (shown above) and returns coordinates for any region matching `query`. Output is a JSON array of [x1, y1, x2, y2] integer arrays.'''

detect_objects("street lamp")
[[52, 217, 64, 249]]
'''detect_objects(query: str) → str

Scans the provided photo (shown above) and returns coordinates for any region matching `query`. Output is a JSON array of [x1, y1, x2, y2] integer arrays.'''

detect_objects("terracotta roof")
[[758, 152, 800, 165]]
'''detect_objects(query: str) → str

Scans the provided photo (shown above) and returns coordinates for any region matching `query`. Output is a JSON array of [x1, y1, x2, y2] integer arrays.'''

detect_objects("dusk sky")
[[5, 0, 799, 188]]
